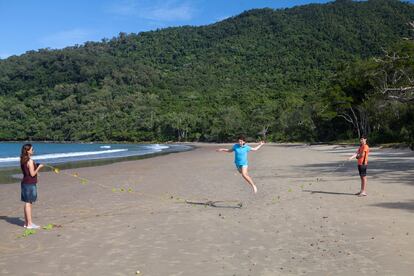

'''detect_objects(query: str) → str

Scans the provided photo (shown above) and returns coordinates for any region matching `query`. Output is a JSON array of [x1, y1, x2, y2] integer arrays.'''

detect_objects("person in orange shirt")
[[348, 136, 369, 197]]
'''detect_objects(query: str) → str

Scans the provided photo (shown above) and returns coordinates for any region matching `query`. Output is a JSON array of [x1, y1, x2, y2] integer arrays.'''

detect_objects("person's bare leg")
[[240, 167, 257, 194], [24, 203, 33, 226], [23, 205, 28, 227], [355, 177, 362, 195], [359, 176, 367, 196]]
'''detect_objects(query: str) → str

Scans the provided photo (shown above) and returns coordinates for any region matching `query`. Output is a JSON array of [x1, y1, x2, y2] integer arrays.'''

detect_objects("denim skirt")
[[21, 183, 37, 203]]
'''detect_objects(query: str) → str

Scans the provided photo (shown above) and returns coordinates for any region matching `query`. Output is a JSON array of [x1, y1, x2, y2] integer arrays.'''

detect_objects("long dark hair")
[[20, 144, 32, 165]]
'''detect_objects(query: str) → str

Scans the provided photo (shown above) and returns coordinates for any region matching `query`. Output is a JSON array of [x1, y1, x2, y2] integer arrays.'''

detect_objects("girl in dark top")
[[20, 144, 44, 229]]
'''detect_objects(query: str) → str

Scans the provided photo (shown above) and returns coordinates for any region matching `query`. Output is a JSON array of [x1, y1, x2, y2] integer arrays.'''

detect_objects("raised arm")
[[216, 147, 234, 153], [251, 141, 265, 151]]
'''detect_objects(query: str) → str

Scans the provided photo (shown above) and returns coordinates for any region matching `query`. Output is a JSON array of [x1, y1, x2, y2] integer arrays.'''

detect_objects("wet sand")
[[1, 143, 413, 275]]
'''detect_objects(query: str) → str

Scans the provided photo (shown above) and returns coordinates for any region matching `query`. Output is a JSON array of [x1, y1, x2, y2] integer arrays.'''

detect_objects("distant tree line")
[[0, 0, 413, 148]]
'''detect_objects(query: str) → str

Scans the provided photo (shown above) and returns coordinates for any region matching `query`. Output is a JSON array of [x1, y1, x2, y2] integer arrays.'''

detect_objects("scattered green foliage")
[[271, 195, 280, 204], [18, 229, 36, 238], [42, 224, 54, 230]]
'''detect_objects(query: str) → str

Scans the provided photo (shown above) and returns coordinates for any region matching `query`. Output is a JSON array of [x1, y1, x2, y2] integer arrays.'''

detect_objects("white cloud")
[[107, 0, 196, 22], [148, 3, 194, 21], [40, 28, 91, 49]]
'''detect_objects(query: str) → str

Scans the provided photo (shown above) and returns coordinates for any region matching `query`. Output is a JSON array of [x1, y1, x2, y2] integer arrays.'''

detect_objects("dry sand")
[[0, 143, 413, 275]]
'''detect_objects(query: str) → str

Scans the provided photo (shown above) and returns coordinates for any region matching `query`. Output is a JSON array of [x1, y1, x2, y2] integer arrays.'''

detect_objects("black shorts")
[[358, 165, 367, 177]]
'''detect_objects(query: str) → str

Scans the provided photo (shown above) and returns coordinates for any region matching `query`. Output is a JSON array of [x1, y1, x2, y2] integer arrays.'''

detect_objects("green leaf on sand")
[[19, 229, 36, 238], [42, 223, 55, 230]]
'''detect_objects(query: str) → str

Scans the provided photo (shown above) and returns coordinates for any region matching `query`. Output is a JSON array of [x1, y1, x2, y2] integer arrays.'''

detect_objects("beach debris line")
[[112, 187, 134, 193], [185, 199, 243, 209], [47, 164, 185, 203], [44, 164, 132, 191], [169, 195, 185, 202], [45, 164, 90, 185], [46, 164, 241, 209], [46, 164, 187, 205], [302, 160, 349, 185], [318, 160, 347, 181]]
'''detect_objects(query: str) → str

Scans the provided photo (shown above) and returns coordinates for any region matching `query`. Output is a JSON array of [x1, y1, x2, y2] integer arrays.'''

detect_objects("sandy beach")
[[0, 143, 413, 276]]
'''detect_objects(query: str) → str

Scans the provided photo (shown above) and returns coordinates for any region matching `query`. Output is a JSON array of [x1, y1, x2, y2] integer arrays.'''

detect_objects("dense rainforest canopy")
[[0, 0, 413, 146]]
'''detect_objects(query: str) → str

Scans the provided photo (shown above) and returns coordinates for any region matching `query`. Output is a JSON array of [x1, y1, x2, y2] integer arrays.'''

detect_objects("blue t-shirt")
[[232, 144, 252, 166]]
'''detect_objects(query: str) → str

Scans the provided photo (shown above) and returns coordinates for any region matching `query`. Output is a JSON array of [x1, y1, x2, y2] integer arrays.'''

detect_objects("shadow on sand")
[[300, 148, 414, 212], [370, 200, 414, 213], [0, 216, 25, 227], [302, 189, 355, 196], [300, 152, 414, 187]]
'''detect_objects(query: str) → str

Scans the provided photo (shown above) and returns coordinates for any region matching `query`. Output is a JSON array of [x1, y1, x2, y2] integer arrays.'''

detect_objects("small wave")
[[144, 144, 169, 151], [100, 145, 111, 149], [0, 157, 20, 162], [0, 149, 128, 163]]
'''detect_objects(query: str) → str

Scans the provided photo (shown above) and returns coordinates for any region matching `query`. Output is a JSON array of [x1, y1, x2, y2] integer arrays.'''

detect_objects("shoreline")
[[0, 143, 195, 184], [2, 141, 411, 184]]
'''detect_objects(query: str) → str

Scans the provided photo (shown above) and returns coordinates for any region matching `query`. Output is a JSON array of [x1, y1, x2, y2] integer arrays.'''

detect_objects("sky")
[[0, 0, 412, 59]]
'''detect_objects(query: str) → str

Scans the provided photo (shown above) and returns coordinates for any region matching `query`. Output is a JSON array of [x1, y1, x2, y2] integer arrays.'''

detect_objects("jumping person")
[[20, 144, 44, 229], [217, 135, 264, 194], [348, 136, 369, 197]]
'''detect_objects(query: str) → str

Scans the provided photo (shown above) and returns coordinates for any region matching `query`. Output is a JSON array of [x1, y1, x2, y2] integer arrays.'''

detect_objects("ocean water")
[[0, 142, 191, 168]]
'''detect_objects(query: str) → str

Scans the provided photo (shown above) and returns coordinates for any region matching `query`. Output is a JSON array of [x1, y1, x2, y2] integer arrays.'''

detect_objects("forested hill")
[[1, 0, 414, 142]]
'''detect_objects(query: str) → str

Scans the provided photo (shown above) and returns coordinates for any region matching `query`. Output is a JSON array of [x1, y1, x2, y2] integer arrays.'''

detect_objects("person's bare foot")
[[357, 192, 367, 197], [252, 184, 257, 194]]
